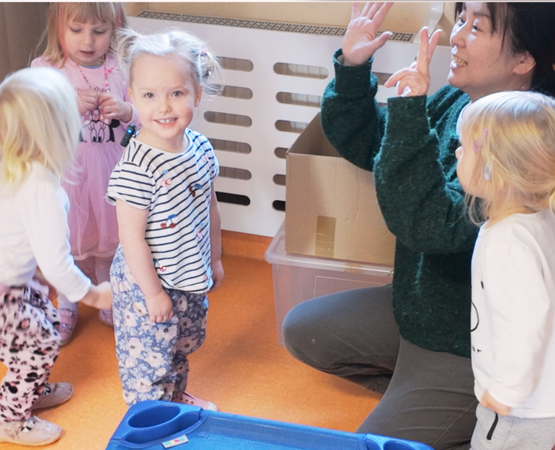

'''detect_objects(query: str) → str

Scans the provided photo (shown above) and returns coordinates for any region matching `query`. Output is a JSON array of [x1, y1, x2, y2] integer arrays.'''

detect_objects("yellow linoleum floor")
[[0, 231, 380, 449]]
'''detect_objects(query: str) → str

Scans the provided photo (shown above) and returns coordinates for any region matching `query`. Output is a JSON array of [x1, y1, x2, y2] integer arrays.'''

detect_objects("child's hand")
[[342, 2, 394, 67], [145, 290, 174, 323], [98, 93, 133, 123], [384, 26, 442, 97], [80, 282, 112, 310], [209, 259, 225, 292], [77, 88, 98, 115], [481, 390, 511, 416]]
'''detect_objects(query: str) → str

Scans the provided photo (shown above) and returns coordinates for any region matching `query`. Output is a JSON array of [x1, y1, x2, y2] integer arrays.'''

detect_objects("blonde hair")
[[0, 67, 81, 186], [38, 2, 127, 68], [460, 90, 555, 223], [116, 28, 222, 97]]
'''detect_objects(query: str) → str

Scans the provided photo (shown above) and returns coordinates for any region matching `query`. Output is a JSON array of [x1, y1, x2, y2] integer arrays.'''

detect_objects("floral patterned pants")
[[110, 246, 208, 407], [0, 283, 61, 421]]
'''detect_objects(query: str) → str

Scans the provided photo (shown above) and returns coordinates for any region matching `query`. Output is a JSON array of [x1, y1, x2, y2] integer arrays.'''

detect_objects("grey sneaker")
[[32, 382, 73, 410], [0, 416, 62, 446]]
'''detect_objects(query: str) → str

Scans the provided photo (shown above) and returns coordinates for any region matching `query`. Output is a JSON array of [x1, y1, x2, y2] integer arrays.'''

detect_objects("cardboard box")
[[285, 113, 396, 266]]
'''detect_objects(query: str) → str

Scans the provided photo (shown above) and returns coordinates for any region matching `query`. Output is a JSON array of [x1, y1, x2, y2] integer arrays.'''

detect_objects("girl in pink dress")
[[32, 3, 136, 345]]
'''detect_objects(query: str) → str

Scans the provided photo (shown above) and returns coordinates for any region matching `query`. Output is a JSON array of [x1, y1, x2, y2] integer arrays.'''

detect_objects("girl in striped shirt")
[[107, 29, 224, 410]]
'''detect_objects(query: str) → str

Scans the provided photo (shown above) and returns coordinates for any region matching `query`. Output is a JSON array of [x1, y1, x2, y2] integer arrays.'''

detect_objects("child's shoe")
[[0, 416, 62, 446], [174, 391, 218, 411], [32, 382, 73, 410], [58, 308, 78, 346], [98, 308, 114, 327]]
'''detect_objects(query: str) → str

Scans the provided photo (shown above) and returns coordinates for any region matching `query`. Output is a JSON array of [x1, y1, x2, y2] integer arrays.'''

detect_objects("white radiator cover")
[[128, 12, 452, 237]]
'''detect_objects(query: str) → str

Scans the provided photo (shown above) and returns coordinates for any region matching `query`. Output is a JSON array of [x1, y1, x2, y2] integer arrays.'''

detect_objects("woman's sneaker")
[[174, 391, 218, 411], [0, 416, 62, 446], [32, 382, 73, 410]]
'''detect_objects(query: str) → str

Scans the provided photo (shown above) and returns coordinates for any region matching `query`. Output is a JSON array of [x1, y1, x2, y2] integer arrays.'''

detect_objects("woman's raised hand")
[[384, 26, 442, 97], [342, 2, 394, 67]]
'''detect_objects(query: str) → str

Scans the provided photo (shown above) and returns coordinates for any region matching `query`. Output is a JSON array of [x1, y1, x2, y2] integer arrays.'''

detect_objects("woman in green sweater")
[[283, 3, 555, 449]]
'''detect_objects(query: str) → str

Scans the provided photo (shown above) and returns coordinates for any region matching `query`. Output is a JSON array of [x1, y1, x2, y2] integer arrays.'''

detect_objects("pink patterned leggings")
[[0, 283, 61, 422]]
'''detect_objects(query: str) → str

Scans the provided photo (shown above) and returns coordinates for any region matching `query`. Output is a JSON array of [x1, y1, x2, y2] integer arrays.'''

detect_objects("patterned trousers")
[[0, 283, 61, 421], [110, 246, 208, 407]]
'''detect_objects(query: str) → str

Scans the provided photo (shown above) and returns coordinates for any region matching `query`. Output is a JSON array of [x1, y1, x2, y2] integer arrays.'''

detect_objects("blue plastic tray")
[[106, 401, 433, 450]]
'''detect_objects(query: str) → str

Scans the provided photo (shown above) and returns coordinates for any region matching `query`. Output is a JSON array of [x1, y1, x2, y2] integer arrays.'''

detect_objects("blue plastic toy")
[[106, 400, 433, 450]]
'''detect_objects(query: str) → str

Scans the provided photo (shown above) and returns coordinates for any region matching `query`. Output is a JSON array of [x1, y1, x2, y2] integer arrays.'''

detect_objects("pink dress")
[[31, 53, 136, 260]]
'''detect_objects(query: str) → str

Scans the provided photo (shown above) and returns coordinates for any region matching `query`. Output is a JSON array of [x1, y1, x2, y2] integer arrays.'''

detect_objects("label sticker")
[[162, 435, 189, 448]]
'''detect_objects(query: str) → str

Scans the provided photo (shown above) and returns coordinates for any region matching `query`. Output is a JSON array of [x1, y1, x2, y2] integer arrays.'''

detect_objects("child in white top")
[[107, 29, 224, 409], [456, 90, 555, 449], [0, 67, 112, 446], [31, 3, 136, 344]]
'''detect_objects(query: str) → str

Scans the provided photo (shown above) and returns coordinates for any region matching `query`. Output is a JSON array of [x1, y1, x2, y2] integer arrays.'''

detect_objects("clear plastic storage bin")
[[265, 223, 394, 346]]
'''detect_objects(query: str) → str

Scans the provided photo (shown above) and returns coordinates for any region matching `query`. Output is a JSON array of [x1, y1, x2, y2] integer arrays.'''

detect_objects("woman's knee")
[[282, 299, 332, 366], [282, 302, 313, 359], [282, 286, 395, 367]]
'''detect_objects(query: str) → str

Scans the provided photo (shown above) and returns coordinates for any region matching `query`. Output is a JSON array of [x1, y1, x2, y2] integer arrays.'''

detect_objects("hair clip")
[[197, 49, 212, 79], [483, 161, 492, 181], [473, 128, 488, 153]]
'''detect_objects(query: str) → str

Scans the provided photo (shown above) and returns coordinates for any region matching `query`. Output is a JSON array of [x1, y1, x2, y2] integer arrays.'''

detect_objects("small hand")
[[384, 26, 442, 97], [77, 89, 98, 116], [98, 93, 133, 122], [209, 260, 225, 292], [80, 281, 112, 310], [481, 390, 511, 416], [342, 2, 394, 67], [145, 290, 174, 323]]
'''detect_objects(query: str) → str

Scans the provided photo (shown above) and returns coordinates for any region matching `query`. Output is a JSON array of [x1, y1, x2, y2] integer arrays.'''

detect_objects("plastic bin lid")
[[264, 222, 394, 277]]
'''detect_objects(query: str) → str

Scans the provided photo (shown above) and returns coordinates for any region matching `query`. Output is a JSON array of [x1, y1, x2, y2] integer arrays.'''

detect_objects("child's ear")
[[490, 171, 506, 193], [513, 51, 536, 76], [128, 87, 135, 103], [194, 86, 203, 107]]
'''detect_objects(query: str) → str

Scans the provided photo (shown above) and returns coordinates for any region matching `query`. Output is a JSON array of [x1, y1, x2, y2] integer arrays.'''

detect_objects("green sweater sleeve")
[[374, 92, 478, 254], [321, 49, 386, 171]]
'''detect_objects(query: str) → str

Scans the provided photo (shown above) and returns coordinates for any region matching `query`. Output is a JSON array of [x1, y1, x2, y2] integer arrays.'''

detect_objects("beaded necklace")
[[70, 57, 116, 124], [72, 56, 114, 93]]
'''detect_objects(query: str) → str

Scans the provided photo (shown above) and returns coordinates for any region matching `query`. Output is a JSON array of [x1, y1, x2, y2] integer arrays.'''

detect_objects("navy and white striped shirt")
[[107, 129, 219, 293]]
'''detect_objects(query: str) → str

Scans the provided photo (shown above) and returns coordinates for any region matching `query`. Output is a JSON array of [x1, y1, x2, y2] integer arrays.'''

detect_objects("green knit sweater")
[[321, 50, 476, 358]]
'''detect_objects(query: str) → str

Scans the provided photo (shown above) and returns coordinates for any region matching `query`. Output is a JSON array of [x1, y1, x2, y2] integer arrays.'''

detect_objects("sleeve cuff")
[[66, 278, 92, 303], [105, 192, 150, 210], [386, 95, 430, 138], [333, 48, 378, 97], [120, 104, 138, 125]]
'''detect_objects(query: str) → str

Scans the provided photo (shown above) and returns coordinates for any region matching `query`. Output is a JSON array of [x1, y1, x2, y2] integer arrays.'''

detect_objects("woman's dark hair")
[[455, 3, 555, 97]]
